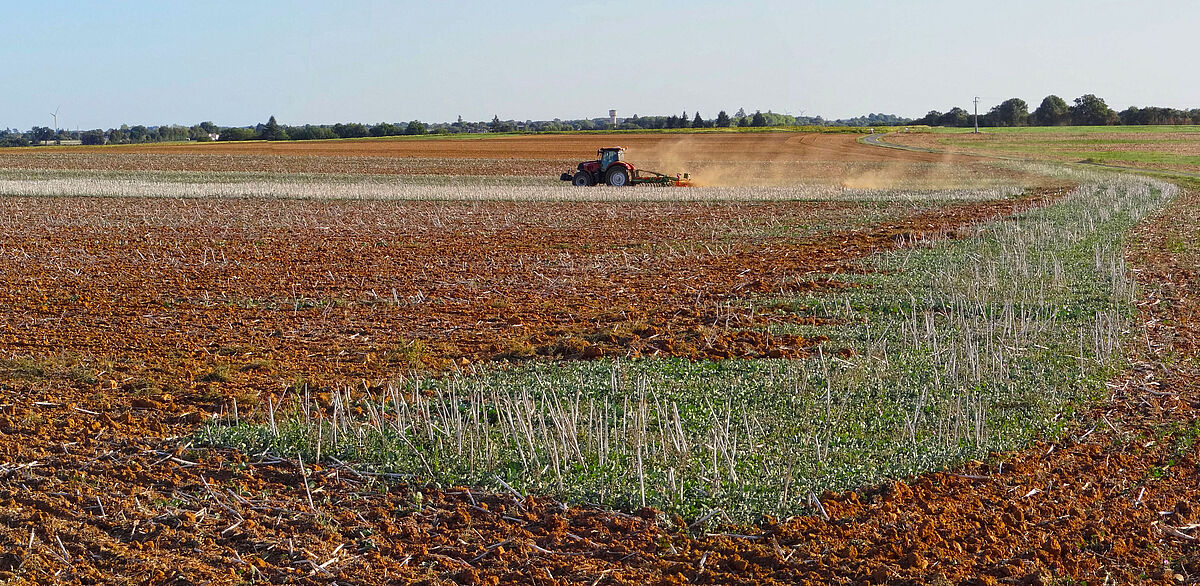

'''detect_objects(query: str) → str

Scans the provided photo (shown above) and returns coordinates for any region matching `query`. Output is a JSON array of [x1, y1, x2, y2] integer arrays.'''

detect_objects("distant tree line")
[[596, 108, 909, 130], [0, 116, 434, 147], [3, 95, 1197, 148], [217, 116, 430, 142], [1, 109, 914, 148], [0, 121, 223, 147], [915, 94, 1200, 127]]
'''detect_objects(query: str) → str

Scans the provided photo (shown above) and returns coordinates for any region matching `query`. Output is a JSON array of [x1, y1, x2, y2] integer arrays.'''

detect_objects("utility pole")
[[973, 97, 980, 134]]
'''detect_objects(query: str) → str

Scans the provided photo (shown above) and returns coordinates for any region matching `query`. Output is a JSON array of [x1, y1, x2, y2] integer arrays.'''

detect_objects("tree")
[[488, 115, 514, 132], [1031, 95, 1070, 126], [735, 107, 747, 119], [1119, 106, 1191, 125], [938, 108, 970, 127], [751, 110, 767, 127], [692, 112, 706, 128], [988, 98, 1029, 127], [369, 122, 400, 137], [715, 110, 731, 127], [331, 123, 368, 138], [188, 125, 211, 141], [0, 127, 29, 147], [737, 116, 751, 127], [290, 125, 337, 140], [914, 110, 943, 126], [259, 116, 288, 140], [198, 121, 218, 134], [80, 130, 106, 145], [405, 120, 427, 135], [128, 125, 149, 142], [218, 127, 257, 141], [1071, 94, 1117, 126], [760, 111, 798, 127], [30, 126, 55, 144], [1118, 106, 1141, 125], [156, 124, 189, 142]]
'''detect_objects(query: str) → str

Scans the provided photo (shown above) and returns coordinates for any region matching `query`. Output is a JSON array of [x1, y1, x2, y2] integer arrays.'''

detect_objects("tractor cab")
[[598, 147, 625, 172]]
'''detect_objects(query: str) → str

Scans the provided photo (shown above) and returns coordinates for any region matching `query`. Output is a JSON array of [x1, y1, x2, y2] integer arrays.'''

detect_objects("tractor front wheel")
[[606, 166, 630, 187], [572, 171, 595, 186]]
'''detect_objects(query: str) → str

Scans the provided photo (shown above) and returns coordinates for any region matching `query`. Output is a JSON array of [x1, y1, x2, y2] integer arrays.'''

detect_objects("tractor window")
[[600, 150, 618, 170]]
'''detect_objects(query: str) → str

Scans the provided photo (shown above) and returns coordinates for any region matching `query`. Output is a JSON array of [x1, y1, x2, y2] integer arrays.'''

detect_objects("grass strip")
[[197, 175, 1175, 521]]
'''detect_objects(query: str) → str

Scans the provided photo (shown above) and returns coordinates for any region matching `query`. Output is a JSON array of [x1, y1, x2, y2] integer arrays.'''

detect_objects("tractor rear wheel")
[[572, 171, 594, 186], [606, 166, 630, 186]]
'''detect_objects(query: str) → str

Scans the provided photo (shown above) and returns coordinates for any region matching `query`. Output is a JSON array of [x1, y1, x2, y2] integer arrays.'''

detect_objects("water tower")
[[609, 110, 618, 125]]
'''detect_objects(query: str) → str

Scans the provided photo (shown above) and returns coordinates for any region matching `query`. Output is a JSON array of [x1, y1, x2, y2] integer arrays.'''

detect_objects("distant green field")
[[895, 125, 1200, 174], [928, 125, 1200, 135]]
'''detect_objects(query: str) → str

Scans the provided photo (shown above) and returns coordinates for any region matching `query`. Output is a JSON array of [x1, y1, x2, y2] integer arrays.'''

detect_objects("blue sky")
[[3, 0, 1197, 130]]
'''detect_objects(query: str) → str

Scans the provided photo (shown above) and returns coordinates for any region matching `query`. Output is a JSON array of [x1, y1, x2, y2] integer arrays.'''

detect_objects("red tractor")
[[560, 147, 690, 187]]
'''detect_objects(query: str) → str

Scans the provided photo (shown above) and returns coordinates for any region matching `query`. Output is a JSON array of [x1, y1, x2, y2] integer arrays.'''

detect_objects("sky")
[[3, 0, 1198, 130]]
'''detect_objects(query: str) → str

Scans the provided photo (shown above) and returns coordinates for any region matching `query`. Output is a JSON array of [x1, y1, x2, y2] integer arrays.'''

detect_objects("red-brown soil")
[[9, 133, 952, 162], [0, 190, 1062, 399], [0, 188, 1196, 584], [1, 131, 1194, 583], [0, 132, 1014, 188]]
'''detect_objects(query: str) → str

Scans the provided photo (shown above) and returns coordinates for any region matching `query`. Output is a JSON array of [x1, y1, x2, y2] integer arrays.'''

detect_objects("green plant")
[[195, 175, 1176, 522], [198, 364, 233, 383]]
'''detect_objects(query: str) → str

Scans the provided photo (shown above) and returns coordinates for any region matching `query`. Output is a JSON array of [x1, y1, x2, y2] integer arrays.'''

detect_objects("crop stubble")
[[0, 132, 1026, 188], [1, 189, 1197, 584], [4, 132, 1193, 583], [0, 191, 1059, 398], [886, 129, 1200, 175]]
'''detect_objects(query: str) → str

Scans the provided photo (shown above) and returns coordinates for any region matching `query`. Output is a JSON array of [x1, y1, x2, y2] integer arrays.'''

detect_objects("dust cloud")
[[631, 134, 794, 187], [622, 133, 989, 190], [837, 162, 971, 190]]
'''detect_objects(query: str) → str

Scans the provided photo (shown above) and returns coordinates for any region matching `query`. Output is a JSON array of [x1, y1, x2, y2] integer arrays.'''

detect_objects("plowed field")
[[1, 132, 1195, 584], [0, 132, 1020, 188], [6, 133, 947, 161], [0, 190, 1059, 405]]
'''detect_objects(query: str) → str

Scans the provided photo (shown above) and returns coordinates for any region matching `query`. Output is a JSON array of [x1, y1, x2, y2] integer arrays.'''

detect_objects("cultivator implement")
[[631, 169, 692, 187]]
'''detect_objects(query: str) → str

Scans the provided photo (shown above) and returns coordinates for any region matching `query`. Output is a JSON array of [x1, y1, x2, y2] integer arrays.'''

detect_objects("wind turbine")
[[50, 107, 60, 144]]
